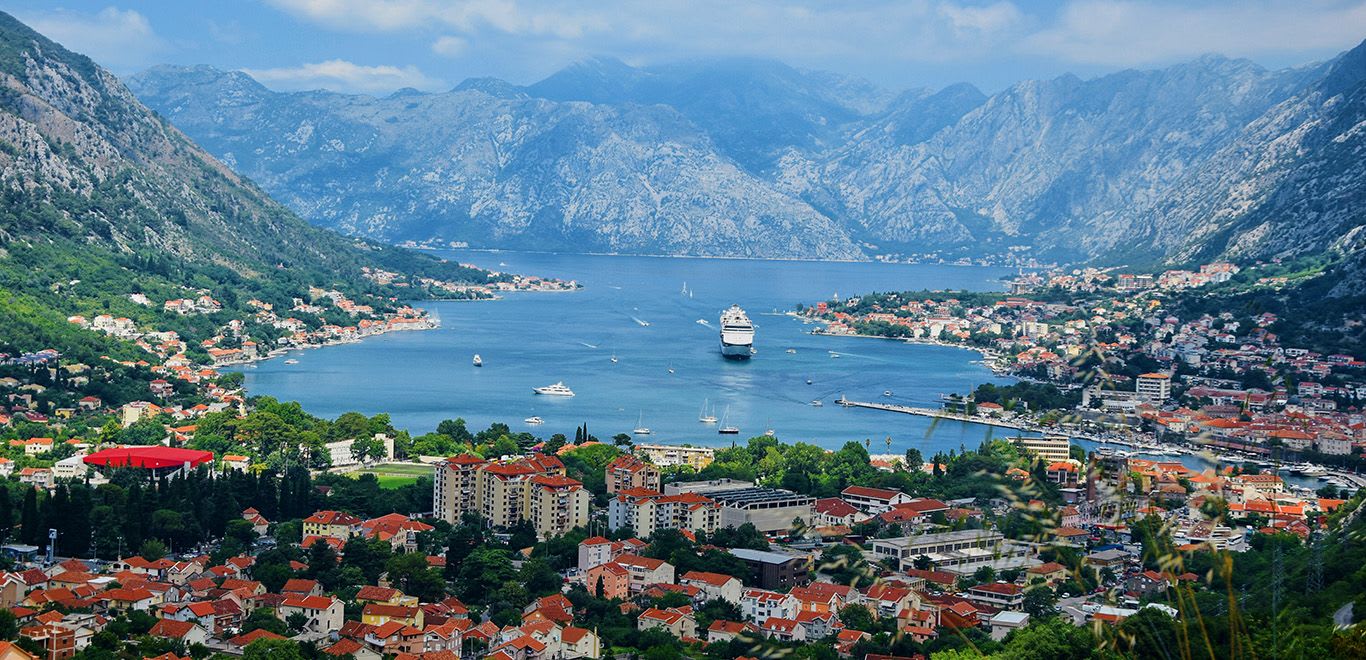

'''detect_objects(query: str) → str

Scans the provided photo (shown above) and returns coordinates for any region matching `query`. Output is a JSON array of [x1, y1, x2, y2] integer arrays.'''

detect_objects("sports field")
[[351, 463, 431, 489]]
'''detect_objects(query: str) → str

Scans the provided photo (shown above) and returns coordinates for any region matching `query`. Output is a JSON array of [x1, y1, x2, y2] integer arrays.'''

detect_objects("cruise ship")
[[719, 305, 755, 359]]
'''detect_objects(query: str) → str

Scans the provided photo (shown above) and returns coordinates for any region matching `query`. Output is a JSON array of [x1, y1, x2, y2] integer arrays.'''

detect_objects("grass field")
[[351, 463, 432, 489]]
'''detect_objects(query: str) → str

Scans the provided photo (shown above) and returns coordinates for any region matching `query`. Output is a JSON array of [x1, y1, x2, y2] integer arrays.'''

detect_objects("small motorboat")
[[472, 354, 483, 367], [284, 359, 299, 365], [811, 400, 823, 407], [524, 416, 544, 425], [883, 390, 893, 397]]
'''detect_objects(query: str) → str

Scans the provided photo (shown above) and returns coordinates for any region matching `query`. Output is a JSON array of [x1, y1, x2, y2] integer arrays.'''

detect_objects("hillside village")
[[0, 410, 1360, 660]]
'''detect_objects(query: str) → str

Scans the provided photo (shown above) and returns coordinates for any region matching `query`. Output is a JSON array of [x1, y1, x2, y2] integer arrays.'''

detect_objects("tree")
[[0, 488, 11, 543], [996, 617, 1099, 659], [19, 488, 39, 545], [0, 609, 16, 640], [519, 558, 563, 598], [1022, 586, 1057, 618], [139, 539, 168, 561], [242, 638, 304, 660], [387, 552, 446, 602], [904, 448, 924, 470], [241, 608, 288, 635], [838, 604, 877, 632], [457, 547, 515, 604], [285, 611, 309, 633]]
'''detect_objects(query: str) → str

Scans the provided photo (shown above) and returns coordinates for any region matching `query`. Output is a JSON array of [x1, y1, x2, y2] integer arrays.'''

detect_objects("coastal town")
[[0, 412, 1357, 660], [804, 260, 1366, 478], [0, 251, 1361, 659]]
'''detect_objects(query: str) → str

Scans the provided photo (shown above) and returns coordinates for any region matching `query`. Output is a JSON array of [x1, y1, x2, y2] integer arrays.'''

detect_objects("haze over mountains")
[[129, 42, 1366, 269]]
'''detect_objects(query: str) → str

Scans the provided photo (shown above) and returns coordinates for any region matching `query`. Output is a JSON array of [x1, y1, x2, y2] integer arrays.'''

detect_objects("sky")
[[2, 1, 1364, 95]]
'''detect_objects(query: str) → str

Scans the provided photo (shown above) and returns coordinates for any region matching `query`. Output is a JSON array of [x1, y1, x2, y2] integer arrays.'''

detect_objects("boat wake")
[[579, 342, 598, 349]]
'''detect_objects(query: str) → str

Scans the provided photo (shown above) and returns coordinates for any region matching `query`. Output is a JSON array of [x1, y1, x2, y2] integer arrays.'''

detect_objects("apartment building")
[[608, 488, 722, 538], [635, 444, 715, 470], [528, 475, 591, 538], [605, 455, 660, 494], [432, 454, 584, 539]]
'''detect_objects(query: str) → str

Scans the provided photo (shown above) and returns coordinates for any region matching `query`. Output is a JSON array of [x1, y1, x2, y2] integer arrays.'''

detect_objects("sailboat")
[[699, 399, 718, 424], [632, 412, 651, 435], [681, 281, 688, 295], [718, 406, 739, 435]]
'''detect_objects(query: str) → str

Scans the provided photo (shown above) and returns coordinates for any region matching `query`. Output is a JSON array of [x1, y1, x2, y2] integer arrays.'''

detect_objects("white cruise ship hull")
[[720, 341, 753, 359]]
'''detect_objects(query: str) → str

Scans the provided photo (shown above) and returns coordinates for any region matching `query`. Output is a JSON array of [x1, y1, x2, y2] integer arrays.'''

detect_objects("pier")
[[836, 397, 1033, 431]]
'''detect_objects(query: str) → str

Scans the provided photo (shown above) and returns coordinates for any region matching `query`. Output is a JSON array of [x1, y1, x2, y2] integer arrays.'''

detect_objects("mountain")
[[127, 64, 860, 259], [0, 11, 496, 399], [128, 43, 1366, 274]]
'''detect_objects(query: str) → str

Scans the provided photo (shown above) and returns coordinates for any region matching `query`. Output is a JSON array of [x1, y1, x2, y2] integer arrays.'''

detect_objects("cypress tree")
[[0, 487, 11, 543], [19, 488, 39, 546]]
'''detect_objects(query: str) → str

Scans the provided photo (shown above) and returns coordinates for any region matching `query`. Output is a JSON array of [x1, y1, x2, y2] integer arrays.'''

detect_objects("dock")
[[836, 397, 1033, 431]]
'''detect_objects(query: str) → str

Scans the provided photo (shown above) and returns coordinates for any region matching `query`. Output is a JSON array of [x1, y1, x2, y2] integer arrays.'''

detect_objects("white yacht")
[[284, 359, 299, 365], [632, 412, 651, 435], [810, 399, 823, 407], [524, 416, 544, 425], [472, 354, 482, 367], [533, 382, 575, 396], [719, 305, 755, 359], [610, 354, 618, 364]]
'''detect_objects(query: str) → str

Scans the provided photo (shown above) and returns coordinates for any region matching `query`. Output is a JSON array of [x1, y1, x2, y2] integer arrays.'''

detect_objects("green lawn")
[[351, 463, 433, 489]]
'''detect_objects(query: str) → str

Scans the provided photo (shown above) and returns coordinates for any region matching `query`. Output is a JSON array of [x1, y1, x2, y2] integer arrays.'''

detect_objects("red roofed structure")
[[84, 446, 212, 471]]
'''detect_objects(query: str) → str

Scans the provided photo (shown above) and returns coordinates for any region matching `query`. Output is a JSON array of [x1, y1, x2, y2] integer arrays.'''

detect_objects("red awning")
[[83, 446, 214, 469]]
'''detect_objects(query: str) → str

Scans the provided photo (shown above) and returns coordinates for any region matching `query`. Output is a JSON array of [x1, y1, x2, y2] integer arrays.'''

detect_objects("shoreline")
[[224, 286, 579, 369], [806, 325, 1009, 373], [414, 245, 1038, 272]]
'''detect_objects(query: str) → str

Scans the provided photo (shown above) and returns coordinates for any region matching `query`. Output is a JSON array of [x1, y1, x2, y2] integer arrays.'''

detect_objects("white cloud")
[[938, 1, 1024, 35], [256, 0, 1366, 89], [264, 0, 605, 39], [431, 35, 469, 57], [241, 59, 445, 94], [19, 7, 167, 72], [1021, 1, 1366, 66]]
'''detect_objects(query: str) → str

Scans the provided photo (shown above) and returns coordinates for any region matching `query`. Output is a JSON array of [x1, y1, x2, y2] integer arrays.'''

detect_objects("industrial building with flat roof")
[[870, 530, 1037, 575], [666, 480, 813, 533]]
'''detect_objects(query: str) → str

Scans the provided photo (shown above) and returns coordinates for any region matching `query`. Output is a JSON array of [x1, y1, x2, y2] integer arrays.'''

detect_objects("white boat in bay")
[[699, 399, 718, 424], [719, 305, 755, 360], [472, 354, 482, 367], [718, 406, 739, 434], [524, 416, 544, 425], [810, 400, 823, 407], [284, 359, 299, 365], [533, 382, 575, 396], [633, 412, 651, 435]]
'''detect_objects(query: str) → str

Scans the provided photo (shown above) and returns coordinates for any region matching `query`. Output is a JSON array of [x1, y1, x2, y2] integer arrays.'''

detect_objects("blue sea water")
[[234, 252, 1038, 455]]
